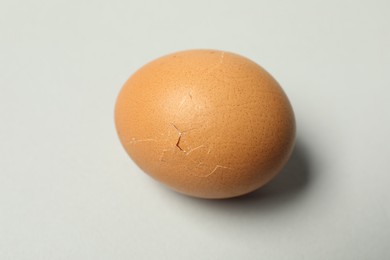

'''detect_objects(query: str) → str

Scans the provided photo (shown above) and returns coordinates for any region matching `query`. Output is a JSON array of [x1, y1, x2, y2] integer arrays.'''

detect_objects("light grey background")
[[1, 0, 389, 259]]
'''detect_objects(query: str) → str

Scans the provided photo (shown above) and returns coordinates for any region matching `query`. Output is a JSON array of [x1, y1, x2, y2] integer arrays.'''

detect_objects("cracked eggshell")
[[115, 49, 295, 199]]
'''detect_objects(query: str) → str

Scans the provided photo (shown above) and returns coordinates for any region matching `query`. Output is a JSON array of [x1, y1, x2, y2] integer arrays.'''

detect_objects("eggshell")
[[115, 49, 295, 199]]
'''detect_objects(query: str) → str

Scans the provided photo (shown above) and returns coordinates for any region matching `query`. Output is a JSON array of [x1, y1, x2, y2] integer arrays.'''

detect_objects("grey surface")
[[1, 0, 390, 259]]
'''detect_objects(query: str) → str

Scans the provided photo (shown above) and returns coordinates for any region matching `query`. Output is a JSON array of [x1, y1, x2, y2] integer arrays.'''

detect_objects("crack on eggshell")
[[197, 165, 232, 178], [170, 123, 198, 152], [202, 51, 226, 76], [158, 142, 232, 179], [171, 123, 184, 151], [177, 95, 188, 110], [209, 165, 231, 176], [128, 138, 156, 144], [185, 145, 205, 155], [176, 91, 193, 114], [159, 149, 171, 162], [176, 133, 184, 151], [219, 51, 225, 65]]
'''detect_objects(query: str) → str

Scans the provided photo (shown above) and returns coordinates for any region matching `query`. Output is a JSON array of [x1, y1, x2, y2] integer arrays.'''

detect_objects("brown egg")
[[115, 50, 295, 199]]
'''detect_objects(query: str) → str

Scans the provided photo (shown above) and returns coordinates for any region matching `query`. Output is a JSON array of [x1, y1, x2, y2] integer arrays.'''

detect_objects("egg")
[[115, 49, 295, 199]]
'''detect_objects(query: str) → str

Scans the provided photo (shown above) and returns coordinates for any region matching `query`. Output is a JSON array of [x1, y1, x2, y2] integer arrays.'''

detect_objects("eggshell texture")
[[115, 50, 295, 199]]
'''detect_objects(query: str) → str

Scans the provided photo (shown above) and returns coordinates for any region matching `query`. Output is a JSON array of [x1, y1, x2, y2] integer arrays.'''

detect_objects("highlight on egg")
[[115, 49, 295, 199]]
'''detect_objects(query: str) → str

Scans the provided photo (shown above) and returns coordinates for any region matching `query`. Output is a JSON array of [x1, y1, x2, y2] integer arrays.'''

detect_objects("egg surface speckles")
[[115, 49, 295, 199]]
